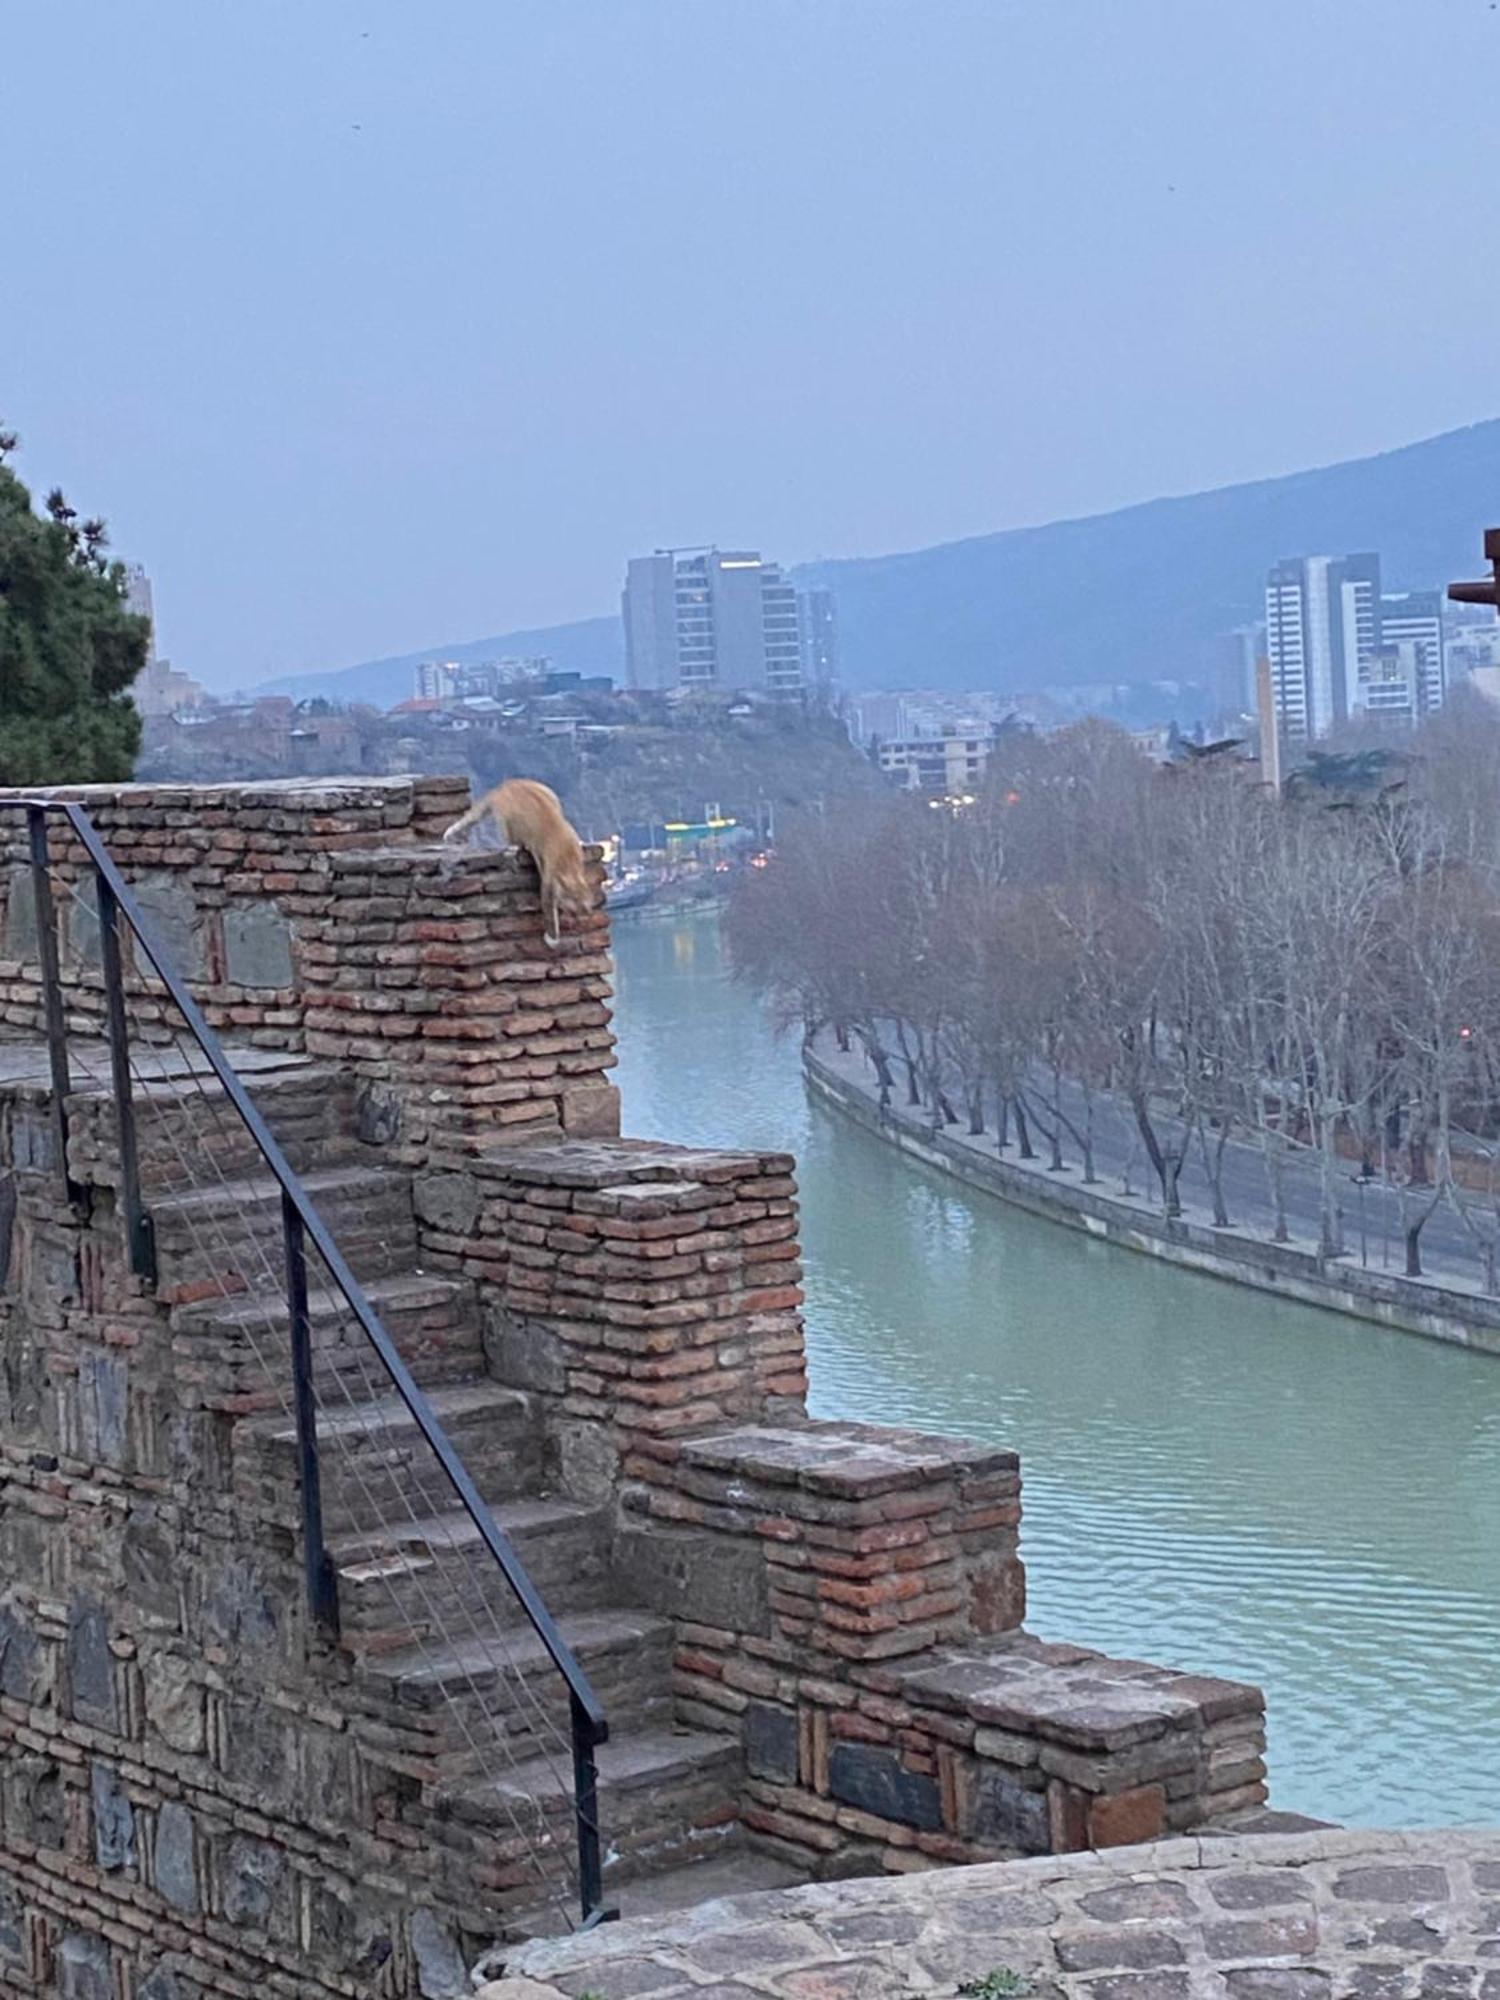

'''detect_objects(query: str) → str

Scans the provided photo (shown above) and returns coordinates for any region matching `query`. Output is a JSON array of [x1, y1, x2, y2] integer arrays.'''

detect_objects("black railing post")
[[94, 867, 156, 1284], [282, 1191, 340, 1641], [26, 807, 83, 1205], [570, 1694, 614, 1928]]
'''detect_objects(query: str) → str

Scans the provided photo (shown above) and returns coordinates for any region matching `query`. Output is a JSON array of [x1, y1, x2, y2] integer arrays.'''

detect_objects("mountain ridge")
[[244, 419, 1500, 705]]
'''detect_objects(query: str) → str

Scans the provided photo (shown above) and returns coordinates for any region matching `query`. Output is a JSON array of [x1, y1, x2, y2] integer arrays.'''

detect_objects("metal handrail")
[[0, 796, 609, 1925]]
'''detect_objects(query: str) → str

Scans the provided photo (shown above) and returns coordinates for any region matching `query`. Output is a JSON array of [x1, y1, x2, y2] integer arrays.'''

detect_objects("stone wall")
[[0, 780, 1271, 1999], [0, 778, 463, 1047], [0, 1086, 397, 2000], [0, 778, 619, 1160]]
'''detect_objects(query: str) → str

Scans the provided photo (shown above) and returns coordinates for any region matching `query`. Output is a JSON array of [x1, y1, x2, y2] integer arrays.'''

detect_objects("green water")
[[611, 906, 1500, 1830]]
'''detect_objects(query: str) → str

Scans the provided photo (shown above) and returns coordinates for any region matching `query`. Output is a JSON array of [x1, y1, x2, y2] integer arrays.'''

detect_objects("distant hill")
[[793, 419, 1500, 693], [247, 420, 1500, 703], [248, 616, 622, 708]]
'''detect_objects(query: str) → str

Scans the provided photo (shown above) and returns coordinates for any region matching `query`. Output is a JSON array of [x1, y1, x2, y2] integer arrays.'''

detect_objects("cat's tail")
[[442, 796, 488, 844]]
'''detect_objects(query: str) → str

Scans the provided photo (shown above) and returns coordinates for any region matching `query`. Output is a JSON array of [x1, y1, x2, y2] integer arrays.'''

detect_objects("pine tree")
[[0, 427, 149, 784]]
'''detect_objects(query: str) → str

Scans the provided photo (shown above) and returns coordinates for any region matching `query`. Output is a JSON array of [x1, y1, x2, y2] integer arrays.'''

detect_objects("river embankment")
[[804, 1034, 1500, 1355]]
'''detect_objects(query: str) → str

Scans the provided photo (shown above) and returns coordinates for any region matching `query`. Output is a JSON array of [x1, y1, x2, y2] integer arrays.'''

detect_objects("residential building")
[[1379, 591, 1446, 715], [1350, 645, 1419, 727], [878, 730, 998, 795], [414, 658, 562, 702], [1264, 553, 1381, 740], [134, 658, 208, 717], [416, 661, 460, 701], [798, 586, 839, 690], [621, 548, 804, 696]]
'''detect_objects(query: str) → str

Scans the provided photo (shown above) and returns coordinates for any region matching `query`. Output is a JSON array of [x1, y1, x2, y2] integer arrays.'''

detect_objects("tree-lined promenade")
[[728, 701, 1500, 1292]]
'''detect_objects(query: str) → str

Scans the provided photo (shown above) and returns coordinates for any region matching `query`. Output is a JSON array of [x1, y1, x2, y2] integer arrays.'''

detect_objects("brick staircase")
[[0, 783, 1279, 2000], [136, 1052, 765, 1936]]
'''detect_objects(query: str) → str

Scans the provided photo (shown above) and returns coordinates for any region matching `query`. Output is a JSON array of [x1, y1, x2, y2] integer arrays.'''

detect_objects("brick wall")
[[420, 1138, 808, 1498], [0, 778, 618, 1162], [0, 780, 1269, 1997], [0, 778, 466, 1050]]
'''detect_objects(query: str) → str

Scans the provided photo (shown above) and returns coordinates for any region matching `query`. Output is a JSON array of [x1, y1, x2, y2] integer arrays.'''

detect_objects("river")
[[611, 905, 1500, 1831]]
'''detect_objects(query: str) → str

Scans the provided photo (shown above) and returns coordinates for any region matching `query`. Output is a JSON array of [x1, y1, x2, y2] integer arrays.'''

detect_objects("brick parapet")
[[422, 1137, 808, 1473], [610, 1421, 1263, 1877], [299, 847, 617, 1163], [0, 776, 618, 1165], [0, 776, 467, 1051]]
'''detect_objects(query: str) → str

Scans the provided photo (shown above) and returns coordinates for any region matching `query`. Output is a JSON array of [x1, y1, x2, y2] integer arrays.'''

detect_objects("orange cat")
[[442, 778, 592, 946]]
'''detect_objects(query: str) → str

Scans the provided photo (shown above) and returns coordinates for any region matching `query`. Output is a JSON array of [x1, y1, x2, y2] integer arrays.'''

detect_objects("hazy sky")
[[6, 1, 1498, 690]]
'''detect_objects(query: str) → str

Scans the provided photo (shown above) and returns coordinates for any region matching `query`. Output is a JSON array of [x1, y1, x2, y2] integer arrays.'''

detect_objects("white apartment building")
[[1265, 554, 1381, 740], [878, 731, 997, 795], [621, 548, 804, 697], [1378, 591, 1446, 716]]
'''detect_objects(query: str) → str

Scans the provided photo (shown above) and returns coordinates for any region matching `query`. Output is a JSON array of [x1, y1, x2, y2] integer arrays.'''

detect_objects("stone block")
[[67, 1595, 118, 1732], [124, 1507, 183, 1625], [744, 1702, 800, 1783], [615, 1525, 770, 1637], [222, 1698, 296, 1805], [410, 1908, 469, 1999], [0, 1874, 22, 1964], [223, 903, 294, 988], [357, 1082, 403, 1145], [1088, 1782, 1167, 1848], [0, 1603, 41, 1701], [144, 1653, 204, 1754], [414, 1171, 481, 1236], [223, 1835, 284, 1928], [133, 873, 207, 979], [969, 1764, 1049, 1853], [483, 1311, 568, 1395], [556, 1419, 620, 1503], [90, 1761, 136, 1872], [154, 1801, 198, 1913], [0, 1173, 14, 1289], [4, 865, 37, 960], [201, 1556, 281, 1663], [9, 1109, 54, 1173], [560, 1083, 622, 1138], [827, 1742, 943, 1831], [79, 1348, 128, 1467], [57, 1930, 112, 2000]]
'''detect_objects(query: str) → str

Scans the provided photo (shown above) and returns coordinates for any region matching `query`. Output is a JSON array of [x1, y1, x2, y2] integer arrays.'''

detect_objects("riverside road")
[[861, 1044, 1496, 1295]]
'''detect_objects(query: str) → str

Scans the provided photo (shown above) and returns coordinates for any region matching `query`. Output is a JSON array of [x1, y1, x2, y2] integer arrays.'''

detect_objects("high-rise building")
[[1264, 554, 1381, 740], [798, 586, 839, 691], [1379, 591, 1446, 716], [415, 660, 460, 701], [621, 548, 804, 697]]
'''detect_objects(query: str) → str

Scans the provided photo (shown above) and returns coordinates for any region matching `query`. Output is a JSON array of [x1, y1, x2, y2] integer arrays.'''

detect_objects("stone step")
[[448, 1723, 745, 1892], [130, 1061, 362, 1191], [236, 1378, 541, 1533], [149, 1163, 418, 1301], [65, 1050, 363, 1193], [356, 1607, 676, 1774], [171, 1272, 484, 1409], [490, 1843, 804, 1947], [332, 1493, 612, 1650]]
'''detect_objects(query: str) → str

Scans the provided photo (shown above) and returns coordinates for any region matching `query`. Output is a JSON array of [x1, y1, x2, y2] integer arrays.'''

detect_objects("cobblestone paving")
[[478, 1831, 1500, 2000]]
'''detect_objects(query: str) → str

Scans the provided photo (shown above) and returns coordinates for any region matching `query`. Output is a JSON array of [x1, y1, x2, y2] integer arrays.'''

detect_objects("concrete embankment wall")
[[804, 1043, 1500, 1357]]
